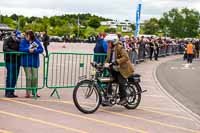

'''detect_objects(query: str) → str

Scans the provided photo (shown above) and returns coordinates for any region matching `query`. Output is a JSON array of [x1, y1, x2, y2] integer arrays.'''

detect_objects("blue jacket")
[[19, 39, 43, 68], [94, 38, 108, 53]]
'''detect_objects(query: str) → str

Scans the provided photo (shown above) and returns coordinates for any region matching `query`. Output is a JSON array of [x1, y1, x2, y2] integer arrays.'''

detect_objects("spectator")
[[138, 36, 146, 61], [130, 37, 138, 64], [19, 30, 43, 98], [3, 30, 21, 98], [154, 40, 160, 61], [194, 40, 199, 58], [0, 31, 2, 40], [186, 41, 194, 63], [42, 31, 50, 57], [149, 38, 155, 61], [123, 35, 133, 62], [93, 33, 108, 63]]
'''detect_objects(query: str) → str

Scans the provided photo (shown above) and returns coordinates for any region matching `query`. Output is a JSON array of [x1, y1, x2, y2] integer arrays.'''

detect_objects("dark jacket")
[[42, 34, 50, 46], [3, 36, 21, 64]]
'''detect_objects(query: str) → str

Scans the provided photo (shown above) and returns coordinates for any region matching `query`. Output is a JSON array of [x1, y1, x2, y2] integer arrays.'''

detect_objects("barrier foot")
[[33, 88, 37, 100], [50, 89, 60, 99]]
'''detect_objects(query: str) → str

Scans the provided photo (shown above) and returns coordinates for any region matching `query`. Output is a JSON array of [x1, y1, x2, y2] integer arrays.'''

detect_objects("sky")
[[0, 0, 200, 22]]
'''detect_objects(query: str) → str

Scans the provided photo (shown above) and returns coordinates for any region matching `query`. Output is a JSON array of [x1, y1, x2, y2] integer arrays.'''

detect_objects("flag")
[[135, 3, 142, 37]]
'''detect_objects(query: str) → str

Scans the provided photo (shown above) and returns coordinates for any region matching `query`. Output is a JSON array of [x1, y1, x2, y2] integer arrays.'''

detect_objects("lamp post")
[[77, 15, 80, 40]]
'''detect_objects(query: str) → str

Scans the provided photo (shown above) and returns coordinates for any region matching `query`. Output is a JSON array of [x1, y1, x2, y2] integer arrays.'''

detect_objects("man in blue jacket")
[[93, 33, 108, 63]]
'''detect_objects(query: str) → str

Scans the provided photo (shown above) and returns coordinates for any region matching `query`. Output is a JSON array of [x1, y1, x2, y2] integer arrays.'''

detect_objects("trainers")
[[25, 94, 31, 98], [11, 94, 18, 98], [5, 94, 18, 98]]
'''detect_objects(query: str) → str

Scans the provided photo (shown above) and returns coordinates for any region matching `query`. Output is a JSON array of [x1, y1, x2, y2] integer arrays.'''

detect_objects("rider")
[[104, 34, 134, 105]]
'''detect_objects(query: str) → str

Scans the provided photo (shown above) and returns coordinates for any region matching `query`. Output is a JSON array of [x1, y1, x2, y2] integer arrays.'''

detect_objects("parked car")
[[50, 36, 64, 42]]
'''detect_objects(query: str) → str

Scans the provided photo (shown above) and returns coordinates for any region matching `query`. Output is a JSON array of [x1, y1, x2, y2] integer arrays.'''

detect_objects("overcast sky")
[[0, 0, 200, 21]]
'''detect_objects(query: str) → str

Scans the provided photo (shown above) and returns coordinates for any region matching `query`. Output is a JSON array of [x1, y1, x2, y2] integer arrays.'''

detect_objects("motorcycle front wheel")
[[73, 80, 102, 114]]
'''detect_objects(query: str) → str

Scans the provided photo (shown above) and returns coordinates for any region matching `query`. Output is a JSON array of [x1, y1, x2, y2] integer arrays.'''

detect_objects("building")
[[100, 20, 133, 33]]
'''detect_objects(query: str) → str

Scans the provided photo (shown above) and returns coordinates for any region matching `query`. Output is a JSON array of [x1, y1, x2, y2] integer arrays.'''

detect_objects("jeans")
[[150, 48, 154, 60], [5, 63, 20, 95], [24, 67, 38, 94], [132, 51, 138, 64], [196, 49, 199, 58], [187, 54, 193, 63]]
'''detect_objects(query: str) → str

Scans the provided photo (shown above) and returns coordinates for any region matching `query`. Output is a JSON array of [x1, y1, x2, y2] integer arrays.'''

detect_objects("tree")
[[10, 14, 18, 21], [130, 24, 136, 32], [49, 17, 56, 27], [159, 8, 200, 38], [18, 17, 26, 31], [2, 17, 16, 28], [104, 28, 116, 33], [88, 18, 101, 29], [143, 18, 160, 35]]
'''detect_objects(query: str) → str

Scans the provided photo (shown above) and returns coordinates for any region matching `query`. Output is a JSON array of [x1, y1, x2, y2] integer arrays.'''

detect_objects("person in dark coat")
[[194, 40, 200, 58], [3, 31, 21, 98], [42, 31, 50, 57]]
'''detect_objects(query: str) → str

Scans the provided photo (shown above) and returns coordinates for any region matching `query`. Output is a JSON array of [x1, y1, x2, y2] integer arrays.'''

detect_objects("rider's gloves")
[[112, 61, 119, 66], [104, 63, 110, 68]]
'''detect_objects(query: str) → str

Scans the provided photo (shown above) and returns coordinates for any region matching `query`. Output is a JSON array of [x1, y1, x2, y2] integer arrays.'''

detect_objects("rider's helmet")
[[104, 34, 119, 45]]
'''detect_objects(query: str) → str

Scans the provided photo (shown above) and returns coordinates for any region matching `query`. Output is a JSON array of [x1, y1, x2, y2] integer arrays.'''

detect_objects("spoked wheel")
[[73, 80, 102, 114], [124, 82, 141, 110]]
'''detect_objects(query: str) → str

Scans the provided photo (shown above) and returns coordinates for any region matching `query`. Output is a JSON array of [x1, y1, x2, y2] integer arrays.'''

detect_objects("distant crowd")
[[1, 30, 200, 98], [94, 32, 200, 64]]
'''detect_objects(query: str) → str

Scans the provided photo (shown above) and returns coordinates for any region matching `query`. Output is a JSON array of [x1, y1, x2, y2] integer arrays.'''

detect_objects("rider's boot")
[[118, 97, 127, 105], [101, 94, 113, 107]]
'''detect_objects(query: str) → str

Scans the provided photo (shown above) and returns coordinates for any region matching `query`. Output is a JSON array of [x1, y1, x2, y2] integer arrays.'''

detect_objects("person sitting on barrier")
[[104, 35, 134, 105], [3, 30, 21, 98], [19, 30, 44, 98]]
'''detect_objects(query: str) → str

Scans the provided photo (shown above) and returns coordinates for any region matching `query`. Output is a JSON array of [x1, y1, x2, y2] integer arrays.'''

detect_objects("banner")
[[135, 3, 142, 37]]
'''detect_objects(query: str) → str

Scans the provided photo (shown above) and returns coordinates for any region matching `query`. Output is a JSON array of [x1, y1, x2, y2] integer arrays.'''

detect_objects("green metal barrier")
[[0, 52, 45, 98], [46, 52, 107, 98]]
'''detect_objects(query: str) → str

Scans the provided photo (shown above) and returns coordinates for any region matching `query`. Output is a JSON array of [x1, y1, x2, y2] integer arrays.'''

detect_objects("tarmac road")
[[157, 58, 200, 116]]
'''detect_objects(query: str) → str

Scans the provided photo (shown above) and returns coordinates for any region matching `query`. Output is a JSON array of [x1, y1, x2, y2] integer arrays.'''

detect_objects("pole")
[[0, 10, 1, 23], [77, 15, 80, 39]]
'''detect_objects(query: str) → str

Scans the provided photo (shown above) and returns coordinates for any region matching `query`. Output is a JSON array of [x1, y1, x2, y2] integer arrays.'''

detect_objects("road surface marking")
[[15, 98, 192, 120], [0, 129, 12, 133], [0, 110, 87, 133], [170, 67, 178, 70], [1, 98, 148, 133], [140, 106, 181, 112], [101, 109, 199, 133], [143, 95, 166, 98], [11, 98, 199, 133], [181, 63, 192, 70], [140, 108, 193, 120]]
